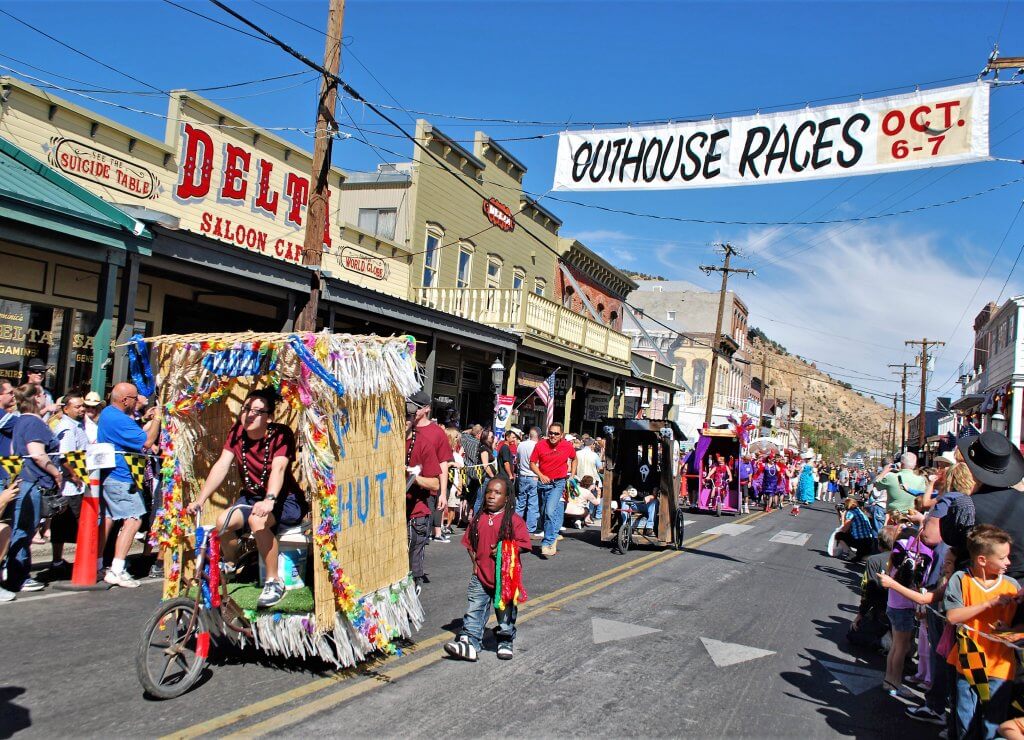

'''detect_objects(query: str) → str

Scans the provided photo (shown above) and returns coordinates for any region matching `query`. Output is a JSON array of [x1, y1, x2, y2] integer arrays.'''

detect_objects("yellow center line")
[[167, 511, 767, 739]]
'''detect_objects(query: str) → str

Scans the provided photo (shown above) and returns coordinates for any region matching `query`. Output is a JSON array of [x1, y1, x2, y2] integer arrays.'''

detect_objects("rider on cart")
[[186, 388, 309, 608]]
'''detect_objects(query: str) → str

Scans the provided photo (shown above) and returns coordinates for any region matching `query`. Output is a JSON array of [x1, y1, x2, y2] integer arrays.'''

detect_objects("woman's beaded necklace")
[[241, 426, 274, 497]]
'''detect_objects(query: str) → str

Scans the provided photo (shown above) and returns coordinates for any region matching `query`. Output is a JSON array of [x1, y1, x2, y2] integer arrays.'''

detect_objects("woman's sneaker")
[[20, 577, 45, 592], [0, 586, 15, 602], [104, 570, 140, 588], [257, 579, 286, 608], [444, 635, 478, 662], [905, 705, 944, 725]]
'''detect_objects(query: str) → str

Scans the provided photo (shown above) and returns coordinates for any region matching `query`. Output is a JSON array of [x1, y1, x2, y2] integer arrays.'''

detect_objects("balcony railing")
[[415, 287, 632, 364]]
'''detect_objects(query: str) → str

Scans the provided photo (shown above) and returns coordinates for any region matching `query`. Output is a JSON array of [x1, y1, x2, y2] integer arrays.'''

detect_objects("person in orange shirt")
[[944, 524, 1021, 739]]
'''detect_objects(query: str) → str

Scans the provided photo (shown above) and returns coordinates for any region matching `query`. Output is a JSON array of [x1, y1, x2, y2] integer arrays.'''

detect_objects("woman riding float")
[[186, 388, 309, 609]]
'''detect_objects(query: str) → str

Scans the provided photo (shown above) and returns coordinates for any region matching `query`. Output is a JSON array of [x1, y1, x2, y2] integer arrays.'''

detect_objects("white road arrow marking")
[[703, 523, 754, 536], [700, 637, 776, 667], [819, 659, 885, 695], [591, 617, 663, 644], [770, 531, 812, 546]]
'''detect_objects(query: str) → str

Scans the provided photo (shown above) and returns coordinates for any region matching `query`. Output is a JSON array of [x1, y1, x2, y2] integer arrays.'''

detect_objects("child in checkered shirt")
[[944, 525, 1021, 739]]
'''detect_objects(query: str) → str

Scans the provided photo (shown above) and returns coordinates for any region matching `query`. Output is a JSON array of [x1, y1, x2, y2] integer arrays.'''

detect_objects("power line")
[[0, 6, 166, 94], [159, 0, 276, 44], [0, 52, 313, 96]]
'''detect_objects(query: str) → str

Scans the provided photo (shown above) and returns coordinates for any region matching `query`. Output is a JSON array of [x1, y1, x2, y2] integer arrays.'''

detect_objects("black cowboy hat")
[[957, 430, 1024, 488]]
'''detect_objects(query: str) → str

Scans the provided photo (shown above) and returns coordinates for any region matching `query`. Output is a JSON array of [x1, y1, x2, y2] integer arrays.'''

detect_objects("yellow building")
[[339, 121, 671, 431], [0, 77, 516, 388]]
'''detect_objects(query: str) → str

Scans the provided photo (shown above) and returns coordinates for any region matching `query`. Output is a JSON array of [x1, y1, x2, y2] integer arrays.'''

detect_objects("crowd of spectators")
[[840, 435, 1024, 739], [0, 357, 160, 601]]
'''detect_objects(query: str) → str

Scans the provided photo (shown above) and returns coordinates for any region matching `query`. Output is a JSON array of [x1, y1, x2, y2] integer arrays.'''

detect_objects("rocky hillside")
[[750, 334, 893, 460]]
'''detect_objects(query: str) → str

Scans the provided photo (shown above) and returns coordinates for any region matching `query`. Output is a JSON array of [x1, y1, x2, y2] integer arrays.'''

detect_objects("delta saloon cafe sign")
[[0, 81, 404, 287]]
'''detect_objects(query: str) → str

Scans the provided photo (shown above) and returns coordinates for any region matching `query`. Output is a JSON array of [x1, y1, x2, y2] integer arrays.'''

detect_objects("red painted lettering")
[[175, 123, 214, 201], [284, 172, 309, 227], [254, 159, 279, 216], [220, 144, 251, 202]]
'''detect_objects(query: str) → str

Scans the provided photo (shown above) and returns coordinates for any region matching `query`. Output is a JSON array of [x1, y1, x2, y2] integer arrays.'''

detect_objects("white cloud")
[[736, 223, 1022, 407]]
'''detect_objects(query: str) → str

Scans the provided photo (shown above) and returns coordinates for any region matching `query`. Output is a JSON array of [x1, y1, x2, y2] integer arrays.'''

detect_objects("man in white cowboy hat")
[[942, 431, 1024, 578], [83, 391, 103, 444]]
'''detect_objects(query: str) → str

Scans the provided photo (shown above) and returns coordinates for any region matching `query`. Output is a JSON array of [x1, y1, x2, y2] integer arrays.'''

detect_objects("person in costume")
[[705, 454, 732, 510], [759, 453, 782, 513], [792, 452, 817, 515], [444, 477, 531, 662], [188, 388, 308, 609]]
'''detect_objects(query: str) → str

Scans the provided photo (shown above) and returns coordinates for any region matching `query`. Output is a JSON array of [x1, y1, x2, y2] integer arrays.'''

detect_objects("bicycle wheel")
[[617, 517, 633, 553], [136, 597, 208, 700]]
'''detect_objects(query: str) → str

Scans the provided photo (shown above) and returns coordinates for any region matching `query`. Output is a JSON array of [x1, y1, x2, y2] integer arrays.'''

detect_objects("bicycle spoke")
[[157, 653, 176, 684]]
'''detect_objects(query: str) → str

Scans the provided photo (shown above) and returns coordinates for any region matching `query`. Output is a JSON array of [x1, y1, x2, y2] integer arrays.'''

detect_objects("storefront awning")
[[0, 135, 152, 259], [951, 393, 985, 411]]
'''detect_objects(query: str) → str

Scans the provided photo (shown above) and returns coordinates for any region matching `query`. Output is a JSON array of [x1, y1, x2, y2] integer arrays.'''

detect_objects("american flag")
[[535, 371, 556, 430], [958, 421, 980, 440]]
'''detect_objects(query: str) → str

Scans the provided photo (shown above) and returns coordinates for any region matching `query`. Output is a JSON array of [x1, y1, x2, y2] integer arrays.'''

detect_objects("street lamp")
[[490, 358, 505, 393], [490, 357, 505, 436], [991, 412, 1008, 436]]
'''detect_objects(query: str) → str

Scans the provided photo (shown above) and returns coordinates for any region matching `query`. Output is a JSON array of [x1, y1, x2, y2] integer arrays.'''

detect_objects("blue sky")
[[2, 0, 1023, 410]]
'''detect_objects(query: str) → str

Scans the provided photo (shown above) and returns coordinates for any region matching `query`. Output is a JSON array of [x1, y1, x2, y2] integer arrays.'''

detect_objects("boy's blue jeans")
[[953, 675, 1009, 739], [458, 575, 517, 650]]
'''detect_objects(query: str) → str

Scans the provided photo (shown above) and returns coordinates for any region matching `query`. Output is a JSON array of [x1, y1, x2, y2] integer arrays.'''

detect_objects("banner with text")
[[553, 83, 989, 191], [493, 394, 515, 440]]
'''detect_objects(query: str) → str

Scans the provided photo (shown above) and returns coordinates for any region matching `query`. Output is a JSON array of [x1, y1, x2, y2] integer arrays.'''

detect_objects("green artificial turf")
[[188, 582, 314, 615]]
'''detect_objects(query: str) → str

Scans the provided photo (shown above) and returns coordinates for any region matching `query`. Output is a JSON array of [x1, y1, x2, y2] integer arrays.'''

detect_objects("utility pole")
[[759, 351, 770, 432], [905, 338, 945, 457], [700, 244, 755, 426], [294, 0, 346, 332], [787, 387, 794, 447], [889, 363, 912, 453], [891, 393, 898, 458]]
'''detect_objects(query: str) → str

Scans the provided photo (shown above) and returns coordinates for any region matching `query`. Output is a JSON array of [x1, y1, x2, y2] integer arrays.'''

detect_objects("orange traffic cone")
[[55, 475, 110, 591]]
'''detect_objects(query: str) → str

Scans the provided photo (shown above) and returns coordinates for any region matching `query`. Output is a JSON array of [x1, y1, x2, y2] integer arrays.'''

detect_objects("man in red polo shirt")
[[406, 391, 452, 590], [530, 422, 577, 556]]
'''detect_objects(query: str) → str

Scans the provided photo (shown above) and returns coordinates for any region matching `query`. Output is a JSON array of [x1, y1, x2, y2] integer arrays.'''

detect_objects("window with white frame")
[[457, 244, 473, 289], [358, 207, 397, 240], [534, 278, 546, 297], [486, 256, 503, 288], [422, 227, 442, 288], [667, 310, 676, 320], [512, 269, 525, 292]]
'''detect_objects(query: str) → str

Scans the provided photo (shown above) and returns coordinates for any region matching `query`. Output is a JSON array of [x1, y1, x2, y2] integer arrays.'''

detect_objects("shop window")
[[486, 256, 502, 289], [358, 208, 397, 240], [456, 245, 473, 289], [692, 359, 707, 399], [0, 299, 64, 384], [511, 269, 525, 319], [422, 228, 442, 288]]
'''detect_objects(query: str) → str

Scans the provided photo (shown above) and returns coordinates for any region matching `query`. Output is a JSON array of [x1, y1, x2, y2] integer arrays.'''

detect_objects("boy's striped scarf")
[[493, 540, 528, 610]]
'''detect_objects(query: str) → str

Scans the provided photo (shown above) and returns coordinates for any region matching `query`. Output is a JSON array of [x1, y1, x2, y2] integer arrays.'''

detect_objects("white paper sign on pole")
[[553, 82, 989, 191]]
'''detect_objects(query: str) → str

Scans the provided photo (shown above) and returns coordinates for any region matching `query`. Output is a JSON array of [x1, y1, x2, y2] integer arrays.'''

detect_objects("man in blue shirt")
[[737, 454, 754, 514], [97, 382, 160, 588]]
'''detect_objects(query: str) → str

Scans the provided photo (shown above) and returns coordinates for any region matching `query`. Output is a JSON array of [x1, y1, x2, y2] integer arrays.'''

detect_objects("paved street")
[[2, 505, 936, 738]]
